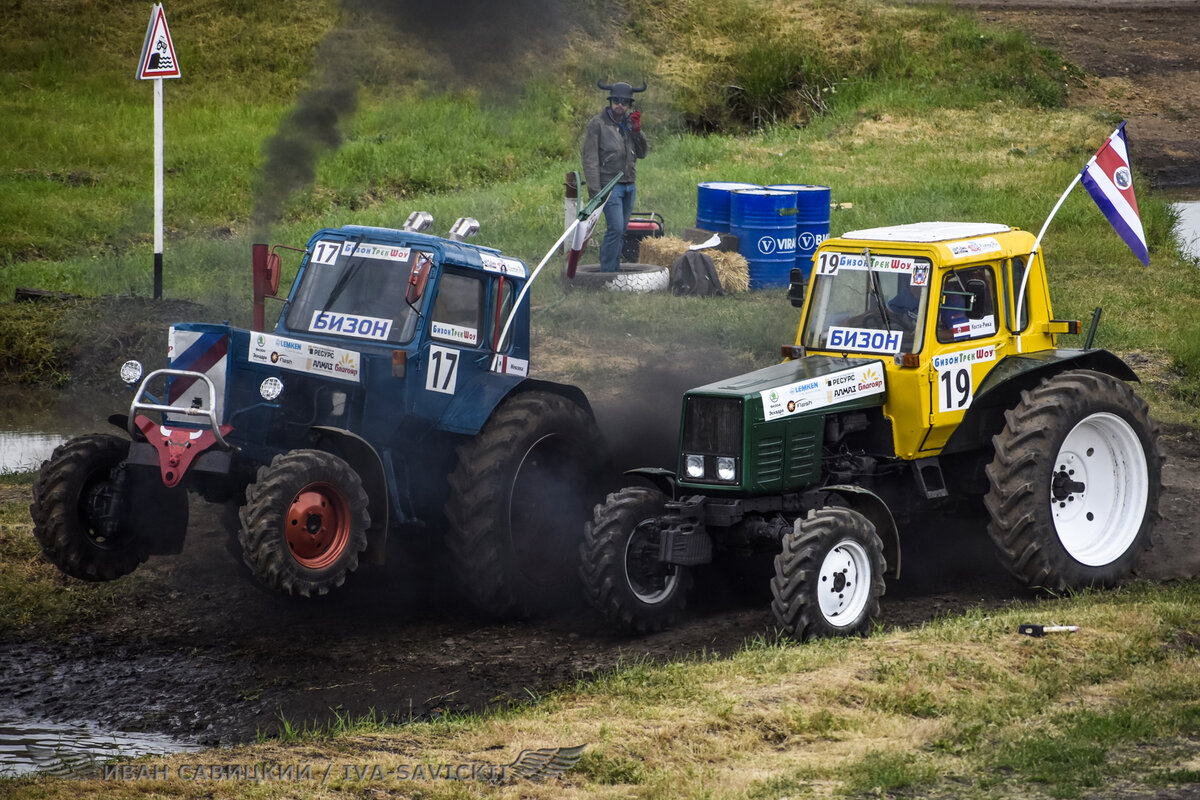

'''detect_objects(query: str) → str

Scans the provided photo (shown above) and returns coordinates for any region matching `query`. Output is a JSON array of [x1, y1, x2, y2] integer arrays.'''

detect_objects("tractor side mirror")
[[406, 254, 432, 305], [264, 252, 282, 296]]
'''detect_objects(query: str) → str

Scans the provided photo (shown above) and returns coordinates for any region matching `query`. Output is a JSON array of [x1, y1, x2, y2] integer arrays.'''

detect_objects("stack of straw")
[[637, 235, 751, 293]]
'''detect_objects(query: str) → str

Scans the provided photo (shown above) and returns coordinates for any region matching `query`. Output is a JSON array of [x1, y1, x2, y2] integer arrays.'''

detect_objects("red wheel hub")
[[284, 483, 350, 569]]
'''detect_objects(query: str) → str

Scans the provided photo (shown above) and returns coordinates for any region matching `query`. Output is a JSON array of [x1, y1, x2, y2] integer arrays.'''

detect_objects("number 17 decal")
[[426, 345, 460, 394]]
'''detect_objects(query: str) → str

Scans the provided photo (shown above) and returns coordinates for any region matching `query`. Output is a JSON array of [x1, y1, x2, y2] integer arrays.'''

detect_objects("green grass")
[[6, 579, 1193, 799]]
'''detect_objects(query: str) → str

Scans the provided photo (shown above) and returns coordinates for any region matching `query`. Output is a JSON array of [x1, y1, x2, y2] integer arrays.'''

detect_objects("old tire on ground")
[[568, 264, 670, 293], [580, 487, 693, 634], [984, 369, 1161, 591], [770, 507, 886, 641], [239, 449, 369, 597], [446, 391, 605, 618], [30, 434, 186, 581]]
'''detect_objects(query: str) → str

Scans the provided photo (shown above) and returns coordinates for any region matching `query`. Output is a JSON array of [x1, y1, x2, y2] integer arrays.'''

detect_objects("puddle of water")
[[0, 711, 200, 777], [1173, 199, 1200, 260]]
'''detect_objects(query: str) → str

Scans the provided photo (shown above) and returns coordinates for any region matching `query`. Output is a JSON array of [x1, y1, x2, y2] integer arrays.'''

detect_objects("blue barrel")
[[767, 184, 831, 281], [730, 188, 799, 290], [696, 181, 762, 233]]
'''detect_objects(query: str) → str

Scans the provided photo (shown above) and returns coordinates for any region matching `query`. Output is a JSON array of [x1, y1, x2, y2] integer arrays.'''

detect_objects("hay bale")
[[637, 235, 690, 269], [636, 235, 750, 293], [709, 249, 750, 294]]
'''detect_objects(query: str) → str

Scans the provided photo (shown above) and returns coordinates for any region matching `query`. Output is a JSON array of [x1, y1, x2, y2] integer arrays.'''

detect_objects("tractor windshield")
[[801, 251, 931, 355], [285, 240, 429, 344]]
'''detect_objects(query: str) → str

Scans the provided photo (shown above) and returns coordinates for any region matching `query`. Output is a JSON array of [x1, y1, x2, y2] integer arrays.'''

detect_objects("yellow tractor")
[[581, 221, 1161, 639]]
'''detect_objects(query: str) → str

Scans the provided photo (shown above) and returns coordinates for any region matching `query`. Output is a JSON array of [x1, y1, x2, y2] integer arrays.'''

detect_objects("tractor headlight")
[[716, 457, 736, 482], [259, 376, 284, 401], [684, 453, 705, 479], [120, 360, 143, 386]]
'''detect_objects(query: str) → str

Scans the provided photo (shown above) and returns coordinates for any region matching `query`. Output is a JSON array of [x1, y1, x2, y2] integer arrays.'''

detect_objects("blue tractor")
[[30, 212, 608, 617]]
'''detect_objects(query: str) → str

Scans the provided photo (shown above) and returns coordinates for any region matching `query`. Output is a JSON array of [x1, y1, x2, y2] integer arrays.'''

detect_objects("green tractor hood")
[[676, 355, 887, 495]]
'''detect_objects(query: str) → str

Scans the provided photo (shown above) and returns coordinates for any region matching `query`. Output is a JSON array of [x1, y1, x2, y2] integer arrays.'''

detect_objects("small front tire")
[[30, 434, 185, 581], [239, 450, 369, 597], [580, 487, 692, 634], [770, 507, 885, 641]]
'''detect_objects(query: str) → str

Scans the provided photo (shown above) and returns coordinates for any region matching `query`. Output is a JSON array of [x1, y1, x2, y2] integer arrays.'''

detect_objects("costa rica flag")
[[1080, 122, 1149, 266]]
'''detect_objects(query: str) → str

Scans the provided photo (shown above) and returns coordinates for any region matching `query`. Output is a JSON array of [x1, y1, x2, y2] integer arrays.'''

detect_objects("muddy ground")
[[3, 0, 1200, 752], [2, 396, 1199, 749]]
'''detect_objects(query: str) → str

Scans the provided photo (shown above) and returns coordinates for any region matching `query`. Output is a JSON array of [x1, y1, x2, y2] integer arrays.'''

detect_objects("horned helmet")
[[598, 80, 647, 105]]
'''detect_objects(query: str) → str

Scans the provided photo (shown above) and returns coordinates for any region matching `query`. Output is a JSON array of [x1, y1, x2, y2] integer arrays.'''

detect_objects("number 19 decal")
[[426, 345, 460, 394], [937, 364, 973, 413]]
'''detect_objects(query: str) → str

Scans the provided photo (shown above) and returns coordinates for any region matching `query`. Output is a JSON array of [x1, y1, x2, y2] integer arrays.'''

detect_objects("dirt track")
[[963, 0, 1200, 189], [2, 407, 1199, 748], [3, 0, 1200, 751]]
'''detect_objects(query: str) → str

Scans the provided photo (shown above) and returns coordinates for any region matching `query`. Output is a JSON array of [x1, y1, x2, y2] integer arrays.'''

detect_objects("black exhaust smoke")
[[251, 0, 600, 238]]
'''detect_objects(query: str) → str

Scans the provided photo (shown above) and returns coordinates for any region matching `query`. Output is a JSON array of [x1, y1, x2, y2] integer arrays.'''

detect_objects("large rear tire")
[[580, 487, 692, 634], [446, 391, 605, 618], [770, 507, 885, 641], [30, 434, 186, 581], [239, 450, 369, 597], [984, 370, 1161, 591]]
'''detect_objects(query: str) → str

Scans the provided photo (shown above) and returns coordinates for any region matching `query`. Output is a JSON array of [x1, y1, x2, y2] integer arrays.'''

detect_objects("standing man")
[[582, 80, 649, 272]]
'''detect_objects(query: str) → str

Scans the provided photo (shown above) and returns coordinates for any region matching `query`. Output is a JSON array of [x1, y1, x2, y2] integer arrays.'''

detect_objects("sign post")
[[136, 4, 180, 299]]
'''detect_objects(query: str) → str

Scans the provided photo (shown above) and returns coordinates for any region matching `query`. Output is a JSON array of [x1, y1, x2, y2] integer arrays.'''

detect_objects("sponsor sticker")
[[930, 344, 997, 371], [815, 252, 929, 277], [309, 310, 392, 341], [248, 335, 361, 383], [491, 355, 530, 376], [761, 363, 886, 420], [827, 326, 903, 354], [430, 321, 479, 346], [933, 344, 996, 413], [946, 237, 1001, 259], [341, 242, 411, 262], [480, 253, 528, 278]]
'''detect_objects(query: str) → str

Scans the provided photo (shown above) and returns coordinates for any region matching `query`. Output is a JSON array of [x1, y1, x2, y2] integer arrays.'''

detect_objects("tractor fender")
[[623, 467, 678, 499], [942, 348, 1138, 455], [309, 425, 390, 566], [438, 373, 595, 436], [815, 484, 901, 579]]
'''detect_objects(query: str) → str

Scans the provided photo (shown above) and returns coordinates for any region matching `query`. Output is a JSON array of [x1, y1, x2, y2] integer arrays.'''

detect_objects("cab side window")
[[431, 271, 483, 348], [936, 266, 998, 344], [490, 277, 516, 352]]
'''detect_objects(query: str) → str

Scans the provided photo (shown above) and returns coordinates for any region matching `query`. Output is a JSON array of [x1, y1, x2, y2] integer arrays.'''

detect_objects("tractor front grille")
[[681, 396, 743, 455]]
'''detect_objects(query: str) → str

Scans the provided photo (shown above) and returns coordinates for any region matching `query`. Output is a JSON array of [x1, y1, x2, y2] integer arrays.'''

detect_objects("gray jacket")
[[581, 108, 648, 196]]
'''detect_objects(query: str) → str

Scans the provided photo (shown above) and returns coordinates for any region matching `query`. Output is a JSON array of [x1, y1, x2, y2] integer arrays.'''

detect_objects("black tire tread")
[[770, 507, 885, 642], [579, 486, 692, 635], [29, 434, 150, 582], [983, 369, 1161, 591], [238, 449, 369, 598], [445, 391, 603, 618]]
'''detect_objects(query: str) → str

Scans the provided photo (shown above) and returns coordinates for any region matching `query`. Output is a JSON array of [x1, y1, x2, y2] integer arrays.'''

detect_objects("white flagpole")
[[493, 173, 623, 363], [1015, 168, 1085, 354]]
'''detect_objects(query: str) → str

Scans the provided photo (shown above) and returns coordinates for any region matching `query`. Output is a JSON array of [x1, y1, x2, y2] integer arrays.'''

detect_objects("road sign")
[[137, 4, 180, 80]]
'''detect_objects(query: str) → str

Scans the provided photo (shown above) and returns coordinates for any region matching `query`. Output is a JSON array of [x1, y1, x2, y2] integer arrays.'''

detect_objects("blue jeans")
[[600, 182, 636, 272]]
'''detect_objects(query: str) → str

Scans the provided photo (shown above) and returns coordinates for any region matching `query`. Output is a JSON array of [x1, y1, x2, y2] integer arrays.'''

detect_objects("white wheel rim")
[[1051, 412, 1149, 566], [817, 538, 872, 627], [624, 520, 679, 604]]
